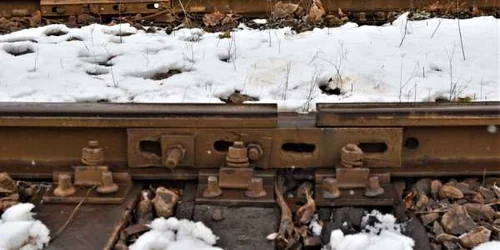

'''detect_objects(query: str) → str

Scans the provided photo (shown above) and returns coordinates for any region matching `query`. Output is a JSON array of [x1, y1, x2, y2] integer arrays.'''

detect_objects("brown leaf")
[[0, 193, 19, 212], [0, 172, 17, 195], [306, 0, 326, 23], [272, 2, 299, 18], [203, 11, 225, 27]]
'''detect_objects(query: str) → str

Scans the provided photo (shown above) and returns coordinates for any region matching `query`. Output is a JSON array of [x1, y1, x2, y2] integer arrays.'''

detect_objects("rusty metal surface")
[[40, 0, 171, 16], [0, 102, 277, 128], [218, 167, 254, 189], [196, 169, 276, 206], [43, 171, 132, 204], [38, 183, 141, 250], [74, 166, 109, 186], [0, 127, 127, 169], [0, 101, 497, 182], [402, 126, 500, 167], [127, 127, 403, 169], [314, 185, 395, 207], [176, 0, 274, 14], [6, 164, 500, 181], [316, 102, 500, 127], [335, 168, 370, 188], [0, 0, 39, 18], [2, 0, 499, 18], [0, 102, 277, 117]]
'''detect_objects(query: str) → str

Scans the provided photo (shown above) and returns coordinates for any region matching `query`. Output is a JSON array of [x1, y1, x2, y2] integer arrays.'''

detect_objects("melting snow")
[[0, 203, 50, 250], [310, 214, 323, 236], [472, 241, 500, 250], [0, 15, 497, 111], [129, 217, 222, 250], [325, 210, 414, 250]]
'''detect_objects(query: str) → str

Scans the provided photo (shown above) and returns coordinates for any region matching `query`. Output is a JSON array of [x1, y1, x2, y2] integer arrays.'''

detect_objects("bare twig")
[[399, 14, 409, 48], [31, 47, 39, 72], [282, 61, 292, 100], [177, 0, 190, 27], [303, 70, 319, 113], [446, 46, 456, 100], [413, 83, 417, 101], [50, 186, 97, 242], [430, 19, 443, 38], [456, 1, 466, 60], [310, 42, 347, 89], [118, 0, 123, 44], [268, 30, 272, 47], [398, 56, 419, 102], [413, 208, 449, 214], [457, 18, 466, 60], [103, 46, 118, 87], [399, 54, 405, 102]]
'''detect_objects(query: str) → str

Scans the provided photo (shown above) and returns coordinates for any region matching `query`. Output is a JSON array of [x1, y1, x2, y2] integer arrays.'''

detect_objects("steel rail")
[[0, 102, 277, 117], [0, 101, 498, 178], [317, 101, 500, 126]]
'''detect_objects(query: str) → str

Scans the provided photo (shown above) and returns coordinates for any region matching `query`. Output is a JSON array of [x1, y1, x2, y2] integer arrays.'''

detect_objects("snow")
[[0, 203, 50, 250], [0, 15, 497, 111], [472, 241, 500, 250], [324, 210, 414, 250], [361, 210, 402, 234], [252, 19, 268, 24], [129, 217, 222, 250], [310, 214, 323, 236]]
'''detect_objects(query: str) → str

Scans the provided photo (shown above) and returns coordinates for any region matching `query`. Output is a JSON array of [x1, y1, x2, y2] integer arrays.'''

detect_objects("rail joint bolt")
[[245, 177, 266, 198], [226, 141, 249, 168], [54, 173, 76, 197], [322, 177, 340, 199], [340, 143, 363, 168], [203, 176, 223, 198], [364, 176, 384, 197], [97, 170, 119, 194], [81, 140, 105, 166], [247, 143, 264, 161], [165, 144, 185, 169]]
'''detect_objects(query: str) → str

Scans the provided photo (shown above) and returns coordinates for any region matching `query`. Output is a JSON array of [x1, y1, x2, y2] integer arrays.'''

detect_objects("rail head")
[[316, 102, 500, 127], [0, 102, 278, 128]]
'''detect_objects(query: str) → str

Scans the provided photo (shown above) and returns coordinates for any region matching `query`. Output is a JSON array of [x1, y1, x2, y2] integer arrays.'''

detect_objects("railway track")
[[0, 101, 499, 249]]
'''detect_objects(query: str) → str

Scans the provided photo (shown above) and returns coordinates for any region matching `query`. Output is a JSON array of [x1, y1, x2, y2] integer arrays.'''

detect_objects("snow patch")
[[0, 18, 498, 110], [175, 28, 204, 42], [129, 217, 222, 250], [361, 210, 402, 234], [310, 214, 323, 236], [2, 42, 35, 56], [0, 203, 50, 250], [102, 23, 137, 36], [252, 19, 268, 24], [472, 241, 500, 250], [325, 210, 414, 250], [1, 203, 35, 221], [43, 25, 69, 37]]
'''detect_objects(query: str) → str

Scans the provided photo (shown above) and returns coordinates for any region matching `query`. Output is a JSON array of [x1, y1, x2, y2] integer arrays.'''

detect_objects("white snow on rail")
[[0, 15, 498, 111]]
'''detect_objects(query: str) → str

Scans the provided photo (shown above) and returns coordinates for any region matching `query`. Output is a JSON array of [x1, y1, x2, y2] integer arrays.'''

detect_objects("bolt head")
[[88, 140, 99, 148]]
